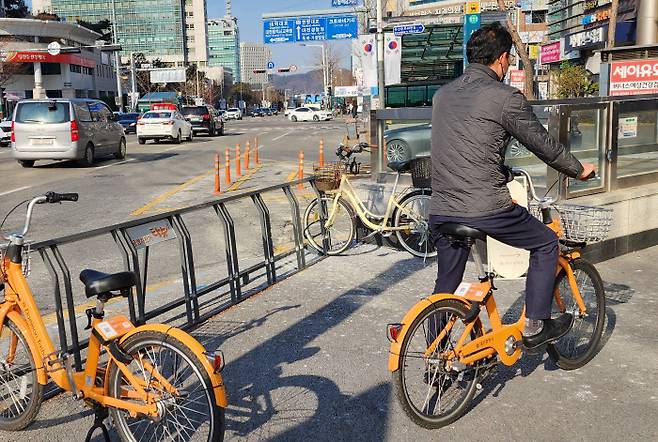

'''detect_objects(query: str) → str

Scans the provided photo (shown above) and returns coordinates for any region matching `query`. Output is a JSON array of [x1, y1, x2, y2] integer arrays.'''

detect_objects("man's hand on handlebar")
[[578, 163, 596, 181]]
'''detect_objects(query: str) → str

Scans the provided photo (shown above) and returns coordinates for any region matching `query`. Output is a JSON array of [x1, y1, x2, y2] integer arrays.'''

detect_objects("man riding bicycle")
[[429, 23, 595, 353]]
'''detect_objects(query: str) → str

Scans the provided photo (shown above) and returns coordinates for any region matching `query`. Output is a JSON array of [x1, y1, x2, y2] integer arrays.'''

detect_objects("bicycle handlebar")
[[2, 192, 79, 240], [511, 167, 596, 209]]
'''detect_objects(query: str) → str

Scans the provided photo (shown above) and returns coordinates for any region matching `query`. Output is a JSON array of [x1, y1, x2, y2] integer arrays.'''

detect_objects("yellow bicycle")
[[304, 160, 435, 258], [0, 193, 227, 441]]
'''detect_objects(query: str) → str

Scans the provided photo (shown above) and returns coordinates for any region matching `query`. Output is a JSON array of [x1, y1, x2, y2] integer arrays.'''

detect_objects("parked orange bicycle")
[[387, 169, 609, 428], [0, 192, 227, 441]]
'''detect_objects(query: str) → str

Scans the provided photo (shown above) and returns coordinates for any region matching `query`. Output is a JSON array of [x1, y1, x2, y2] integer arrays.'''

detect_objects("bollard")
[[297, 150, 304, 190], [214, 153, 221, 195], [245, 140, 251, 170], [235, 144, 242, 178], [254, 136, 260, 164], [319, 138, 325, 168], [225, 148, 231, 184]]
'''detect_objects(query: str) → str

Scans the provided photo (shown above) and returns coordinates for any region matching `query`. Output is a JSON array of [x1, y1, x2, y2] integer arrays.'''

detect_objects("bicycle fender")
[[118, 324, 228, 408], [388, 294, 472, 372], [0, 306, 49, 385]]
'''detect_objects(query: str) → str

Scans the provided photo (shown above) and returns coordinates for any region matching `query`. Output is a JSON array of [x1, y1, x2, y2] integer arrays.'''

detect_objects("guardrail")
[[30, 178, 324, 371]]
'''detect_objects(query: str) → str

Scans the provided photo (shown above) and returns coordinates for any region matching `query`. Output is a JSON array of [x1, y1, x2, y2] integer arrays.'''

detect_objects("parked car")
[[284, 106, 295, 117], [225, 108, 242, 120], [262, 108, 273, 116], [288, 107, 333, 122], [250, 108, 264, 117], [270, 107, 279, 116], [384, 123, 430, 162], [116, 112, 141, 134], [137, 110, 193, 144], [181, 105, 224, 136], [11, 99, 126, 168], [0, 120, 11, 146]]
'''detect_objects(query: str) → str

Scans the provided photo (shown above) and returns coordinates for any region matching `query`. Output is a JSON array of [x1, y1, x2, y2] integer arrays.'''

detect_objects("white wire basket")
[[529, 204, 613, 243]]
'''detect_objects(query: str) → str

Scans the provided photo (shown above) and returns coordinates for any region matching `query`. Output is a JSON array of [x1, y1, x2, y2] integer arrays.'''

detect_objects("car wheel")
[[174, 131, 182, 144], [313, 115, 319, 122], [114, 138, 127, 159], [386, 139, 411, 162], [138, 137, 146, 145], [78, 144, 95, 167], [291, 116, 297, 122], [187, 130, 194, 141], [18, 160, 35, 168], [218, 125, 224, 136]]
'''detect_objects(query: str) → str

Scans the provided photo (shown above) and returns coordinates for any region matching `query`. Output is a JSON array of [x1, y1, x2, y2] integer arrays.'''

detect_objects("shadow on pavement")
[[195, 258, 426, 439]]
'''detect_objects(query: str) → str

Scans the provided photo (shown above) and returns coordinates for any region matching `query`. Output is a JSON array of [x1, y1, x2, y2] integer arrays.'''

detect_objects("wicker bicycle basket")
[[410, 156, 432, 189], [313, 163, 343, 192], [529, 203, 613, 243]]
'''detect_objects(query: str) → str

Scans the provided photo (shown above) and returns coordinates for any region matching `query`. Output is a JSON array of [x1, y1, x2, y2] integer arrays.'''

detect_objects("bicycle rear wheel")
[[108, 331, 225, 442], [0, 318, 43, 431], [303, 196, 355, 255], [393, 299, 482, 429], [393, 190, 436, 258], [547, 258, 606, 370]]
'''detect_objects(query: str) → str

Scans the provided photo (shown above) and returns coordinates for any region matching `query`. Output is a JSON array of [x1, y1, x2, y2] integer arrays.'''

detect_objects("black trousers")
[[429, 205, 559, 320]]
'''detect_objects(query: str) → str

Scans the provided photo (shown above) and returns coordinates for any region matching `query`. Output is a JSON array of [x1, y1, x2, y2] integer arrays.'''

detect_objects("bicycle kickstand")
[[84, 405, 111, 442]]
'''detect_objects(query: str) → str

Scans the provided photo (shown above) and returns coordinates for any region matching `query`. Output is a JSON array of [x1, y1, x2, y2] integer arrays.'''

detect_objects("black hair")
[[466, 22, 513, 65]]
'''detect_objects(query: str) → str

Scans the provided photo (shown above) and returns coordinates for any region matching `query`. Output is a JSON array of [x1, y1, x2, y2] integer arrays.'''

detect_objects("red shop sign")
[[610, 59, 658, 96]]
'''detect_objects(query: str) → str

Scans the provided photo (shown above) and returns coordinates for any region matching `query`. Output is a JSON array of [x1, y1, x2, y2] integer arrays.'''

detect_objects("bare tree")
[[608, 0, 619, 48], [495, 1, 535, 99]]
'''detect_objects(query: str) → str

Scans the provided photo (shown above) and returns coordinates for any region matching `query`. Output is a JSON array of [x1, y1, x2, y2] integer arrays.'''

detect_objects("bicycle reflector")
[[387, 323, 403, 343], [206, 351, 225, 374]]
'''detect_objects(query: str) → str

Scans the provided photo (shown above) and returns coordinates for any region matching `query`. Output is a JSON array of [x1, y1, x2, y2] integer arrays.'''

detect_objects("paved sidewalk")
[[2, 244, 657, 441]]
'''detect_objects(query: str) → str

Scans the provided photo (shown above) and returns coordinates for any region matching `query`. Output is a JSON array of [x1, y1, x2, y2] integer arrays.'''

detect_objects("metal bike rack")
[[28, 178, 323, 365]]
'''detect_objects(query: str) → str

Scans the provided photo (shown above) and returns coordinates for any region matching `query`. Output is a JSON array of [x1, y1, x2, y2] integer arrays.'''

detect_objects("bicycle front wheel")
[[393, 299, 482, 429], [393, 190, 436, 258], [108, 331, 225, 442], [547, 258, 606, 370], [0, 317, 43, 431], [303, 196, 355, 255]]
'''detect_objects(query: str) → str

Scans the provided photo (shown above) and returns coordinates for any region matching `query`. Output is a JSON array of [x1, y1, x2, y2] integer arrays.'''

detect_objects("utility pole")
[[130, 52, 137, 111], [110, 0, 125, 112], [608, 0, 619, 48], [196, 63, 201, 98], [495, 0, 535, 99]]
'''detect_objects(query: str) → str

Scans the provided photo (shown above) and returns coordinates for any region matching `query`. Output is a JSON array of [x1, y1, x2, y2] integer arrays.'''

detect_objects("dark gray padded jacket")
[[430, 63, 583, 217]]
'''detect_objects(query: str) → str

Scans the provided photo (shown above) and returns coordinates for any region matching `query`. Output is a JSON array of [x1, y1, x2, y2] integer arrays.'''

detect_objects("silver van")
[[11, 99, 126, 168]]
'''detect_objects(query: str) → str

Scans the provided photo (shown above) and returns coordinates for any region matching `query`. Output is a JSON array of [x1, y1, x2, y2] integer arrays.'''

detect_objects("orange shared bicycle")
[[387, 169, 610, 428], [0, 192, 227, 441]]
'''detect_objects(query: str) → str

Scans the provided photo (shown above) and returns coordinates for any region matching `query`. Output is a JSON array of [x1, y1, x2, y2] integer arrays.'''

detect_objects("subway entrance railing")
[[25, 178, 325, 373], [370, 94, 658, 200]]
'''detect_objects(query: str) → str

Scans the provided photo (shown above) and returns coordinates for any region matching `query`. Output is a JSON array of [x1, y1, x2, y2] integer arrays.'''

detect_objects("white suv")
[[225, 108, 242, 120]]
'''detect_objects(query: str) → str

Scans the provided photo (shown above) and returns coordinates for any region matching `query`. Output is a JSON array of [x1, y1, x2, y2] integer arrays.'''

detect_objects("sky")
[[26, 0, 356, 72]]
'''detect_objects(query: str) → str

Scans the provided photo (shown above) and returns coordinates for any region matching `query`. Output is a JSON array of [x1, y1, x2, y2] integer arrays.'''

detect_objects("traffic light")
[[277, 68, 291, 73], [253, 69, 267, 74]]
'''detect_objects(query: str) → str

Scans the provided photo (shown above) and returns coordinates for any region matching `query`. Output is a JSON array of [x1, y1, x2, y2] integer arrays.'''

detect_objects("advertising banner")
[[353, 35, 378, 89], [384, 33, 402, 85], [540, 41, 561, 64], [610, 59, 658, 96], [509, 70, 525, 92], [5, 51, 96, 68], [150, 68, 186, 84]]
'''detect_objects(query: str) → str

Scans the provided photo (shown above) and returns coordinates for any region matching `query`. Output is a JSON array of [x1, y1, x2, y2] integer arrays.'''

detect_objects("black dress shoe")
[[522, 313, 574, 354]]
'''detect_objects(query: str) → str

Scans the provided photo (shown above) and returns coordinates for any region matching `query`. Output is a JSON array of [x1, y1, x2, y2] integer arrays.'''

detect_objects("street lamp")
[[110, 0, 124, 112], [299, 43, 328, 106]]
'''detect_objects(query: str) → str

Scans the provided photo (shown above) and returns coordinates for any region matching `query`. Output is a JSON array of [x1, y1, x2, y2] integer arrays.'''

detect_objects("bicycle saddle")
[[387, 160, 413, 173], [80, 269, 138, 299], [438, 223, 487, 241]]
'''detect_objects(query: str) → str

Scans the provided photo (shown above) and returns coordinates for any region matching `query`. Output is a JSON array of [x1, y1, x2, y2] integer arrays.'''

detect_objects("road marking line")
[[93, 158, 135, 171], [227, 164, 262, 192], [285, 171, 298, 181], [0, 186, 31, 197], [272, 131, 293, 142], [131, 169, 213, 216]]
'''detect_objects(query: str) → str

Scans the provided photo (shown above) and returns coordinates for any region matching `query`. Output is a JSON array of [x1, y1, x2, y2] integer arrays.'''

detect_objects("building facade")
[[33, 0, 209, 66], [208, 17, 240, 83], [0, 18, 118, 107], [240, 42, 270, 86]]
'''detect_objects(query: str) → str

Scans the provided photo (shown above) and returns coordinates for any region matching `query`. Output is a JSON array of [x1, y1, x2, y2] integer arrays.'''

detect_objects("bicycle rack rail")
[[29, 177, 327, 373]]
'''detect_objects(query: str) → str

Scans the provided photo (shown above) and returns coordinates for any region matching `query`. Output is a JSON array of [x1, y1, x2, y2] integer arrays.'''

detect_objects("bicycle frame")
[[0, 258, 228, 415], [388, 215, 589, 371], [324, 173, 422, 233]]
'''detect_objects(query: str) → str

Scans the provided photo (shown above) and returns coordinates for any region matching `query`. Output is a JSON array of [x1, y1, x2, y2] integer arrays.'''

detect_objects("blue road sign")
[[264, 14, 358, 44], [264, 18, 295, 44], [332, 0, 359, 6], [267, 61, 275, 69], [463, 13, 481, 68], [393, 23, 425, 36]]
